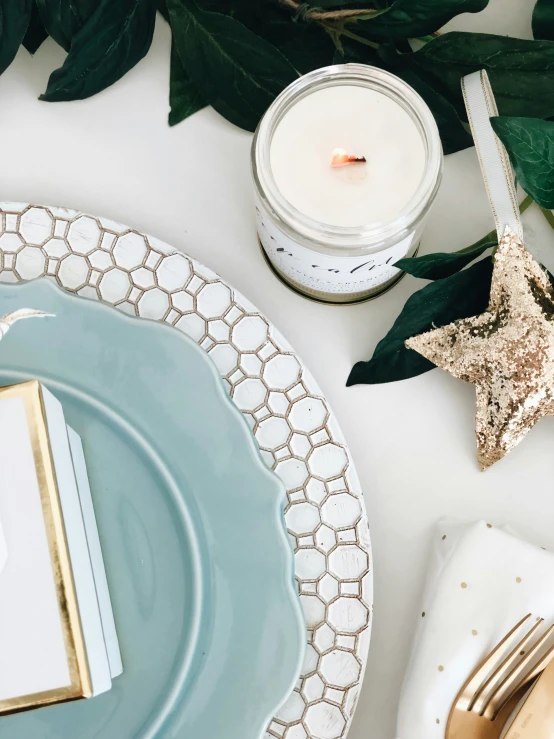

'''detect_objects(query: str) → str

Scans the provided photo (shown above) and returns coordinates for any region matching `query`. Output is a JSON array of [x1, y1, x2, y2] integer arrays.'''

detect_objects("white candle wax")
[[270, 85, 426, 228]]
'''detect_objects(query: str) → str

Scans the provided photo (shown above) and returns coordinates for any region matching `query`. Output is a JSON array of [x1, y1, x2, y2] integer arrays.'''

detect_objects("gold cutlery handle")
[[504, 659, 554, 739]]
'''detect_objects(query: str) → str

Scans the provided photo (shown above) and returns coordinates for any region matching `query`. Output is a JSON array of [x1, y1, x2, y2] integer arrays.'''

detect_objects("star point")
[[406, 228, 554, 469]]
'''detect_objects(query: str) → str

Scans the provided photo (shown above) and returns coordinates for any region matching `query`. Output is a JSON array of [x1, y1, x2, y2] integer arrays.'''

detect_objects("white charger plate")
[[0, 203, 373, 739]]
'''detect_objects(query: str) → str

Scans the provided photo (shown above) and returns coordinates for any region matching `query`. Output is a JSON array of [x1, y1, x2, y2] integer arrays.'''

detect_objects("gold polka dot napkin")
[[396, 520, 554, 738]]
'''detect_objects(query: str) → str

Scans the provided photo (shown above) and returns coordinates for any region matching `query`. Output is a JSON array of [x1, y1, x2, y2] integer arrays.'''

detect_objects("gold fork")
[[446, 614, 554, 739]]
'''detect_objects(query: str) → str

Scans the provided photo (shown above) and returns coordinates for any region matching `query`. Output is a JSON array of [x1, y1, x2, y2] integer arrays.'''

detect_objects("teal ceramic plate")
[[0, 280, 305, 739]]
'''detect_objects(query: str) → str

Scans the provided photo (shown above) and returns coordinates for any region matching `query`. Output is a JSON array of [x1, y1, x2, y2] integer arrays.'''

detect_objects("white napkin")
[[396, 519, 554, 738]]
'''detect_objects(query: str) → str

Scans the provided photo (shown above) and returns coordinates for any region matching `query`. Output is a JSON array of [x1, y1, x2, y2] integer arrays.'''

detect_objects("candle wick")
[[331, 148, 367, 168]]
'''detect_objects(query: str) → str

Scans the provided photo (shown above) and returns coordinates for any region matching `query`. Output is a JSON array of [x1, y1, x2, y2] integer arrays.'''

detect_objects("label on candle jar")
[[256, 200, 416, 299]]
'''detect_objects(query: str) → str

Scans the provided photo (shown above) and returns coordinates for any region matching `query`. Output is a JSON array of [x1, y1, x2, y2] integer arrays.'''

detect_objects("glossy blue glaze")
[[0, 280, 305, 739]]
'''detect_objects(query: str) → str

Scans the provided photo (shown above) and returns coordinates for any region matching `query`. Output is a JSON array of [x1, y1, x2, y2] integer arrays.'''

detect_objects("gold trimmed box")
[[0, 381, 121, 716]]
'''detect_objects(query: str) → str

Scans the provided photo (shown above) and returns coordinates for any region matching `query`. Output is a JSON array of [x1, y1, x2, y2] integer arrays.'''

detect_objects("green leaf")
[[249, 21, 334, 75], [307, 0, 385, 6], [413, 33, 554, 121], [167, 0, 298, 131], [277, 27, 335, 74], [0, 0, 32, 74], [347, 257, 494, 385], [490, 115, 554, 209], [357, 0, 489, 38], [193, 0, 340, 73], [333, 37, 381, 64], [157, 0, 169, 20], [40, 0, 156, 102], [533, 0, 554, 41], [395, 237, 496, 279], [377, 44, 473, 154], [169, 40, 206, 125], [23, 3, 48, 54], [217, 0, 336, 74], [35, 0, 98, 52], [402, 69, 473, 153]]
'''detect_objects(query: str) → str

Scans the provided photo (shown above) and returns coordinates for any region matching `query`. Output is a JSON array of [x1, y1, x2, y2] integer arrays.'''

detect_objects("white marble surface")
[[0, 1, 552, 736]]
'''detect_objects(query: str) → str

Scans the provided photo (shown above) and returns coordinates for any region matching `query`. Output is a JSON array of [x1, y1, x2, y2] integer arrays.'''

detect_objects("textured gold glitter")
[[472, 629, 478, 635], [438, 665, 444, 672], [516, 577, 522, 583], [461, 582, 467, 588], [406, 228, 554, 469]]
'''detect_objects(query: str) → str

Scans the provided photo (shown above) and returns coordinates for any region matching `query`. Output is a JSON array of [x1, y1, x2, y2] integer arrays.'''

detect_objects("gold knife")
[[504, 658, 554, 738]]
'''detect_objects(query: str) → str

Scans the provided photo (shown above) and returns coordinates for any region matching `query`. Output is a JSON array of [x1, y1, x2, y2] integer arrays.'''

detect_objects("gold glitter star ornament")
[[404, 69, 554, 468], [406, 228, 554, 469]]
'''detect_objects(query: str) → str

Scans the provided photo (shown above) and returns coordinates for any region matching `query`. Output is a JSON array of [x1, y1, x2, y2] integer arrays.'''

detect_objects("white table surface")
[[1, 2, 552, 737]]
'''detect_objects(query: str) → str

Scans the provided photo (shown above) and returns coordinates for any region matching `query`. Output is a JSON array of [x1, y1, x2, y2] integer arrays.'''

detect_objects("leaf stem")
[[520, 193, 534, 215], [322, 24, 380, 49], [278, 0, 383, 22], [540, 207, 554, 231]]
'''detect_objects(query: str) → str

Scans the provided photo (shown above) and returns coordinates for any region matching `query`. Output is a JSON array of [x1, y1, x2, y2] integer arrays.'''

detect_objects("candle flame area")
[[331, 148, 367, 168]]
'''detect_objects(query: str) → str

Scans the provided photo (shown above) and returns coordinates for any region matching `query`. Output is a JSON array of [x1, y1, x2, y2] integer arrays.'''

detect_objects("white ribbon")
[[461, 70, 523, 242]]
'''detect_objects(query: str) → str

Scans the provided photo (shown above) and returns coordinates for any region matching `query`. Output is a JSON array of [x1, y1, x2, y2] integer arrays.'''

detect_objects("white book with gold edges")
[[0, 380, 122, 716]]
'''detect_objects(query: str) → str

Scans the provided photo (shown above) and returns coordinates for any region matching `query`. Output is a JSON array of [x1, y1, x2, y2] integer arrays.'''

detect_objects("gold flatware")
[[446, 614, 554, 739], [504, 657, 554, 738]]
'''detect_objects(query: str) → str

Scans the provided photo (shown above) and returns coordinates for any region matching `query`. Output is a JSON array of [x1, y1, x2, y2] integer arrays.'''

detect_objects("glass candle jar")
[[252, 64, 443, 304]]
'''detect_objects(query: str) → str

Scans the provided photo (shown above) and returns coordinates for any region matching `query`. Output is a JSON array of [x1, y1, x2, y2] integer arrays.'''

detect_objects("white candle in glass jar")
[[252, 65, 442, 304], [270, 85, 427, 228]]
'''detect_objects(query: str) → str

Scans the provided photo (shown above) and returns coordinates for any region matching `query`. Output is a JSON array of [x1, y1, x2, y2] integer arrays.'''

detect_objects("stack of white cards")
[[0, 380, 122, 716]]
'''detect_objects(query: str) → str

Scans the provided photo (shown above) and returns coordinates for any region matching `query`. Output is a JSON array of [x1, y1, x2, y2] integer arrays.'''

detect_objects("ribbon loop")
[[461, 70, 523, 242]]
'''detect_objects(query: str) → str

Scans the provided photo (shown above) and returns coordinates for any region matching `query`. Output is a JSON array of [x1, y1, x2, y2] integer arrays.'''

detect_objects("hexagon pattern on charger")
[[0, 204, 373, 739]]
